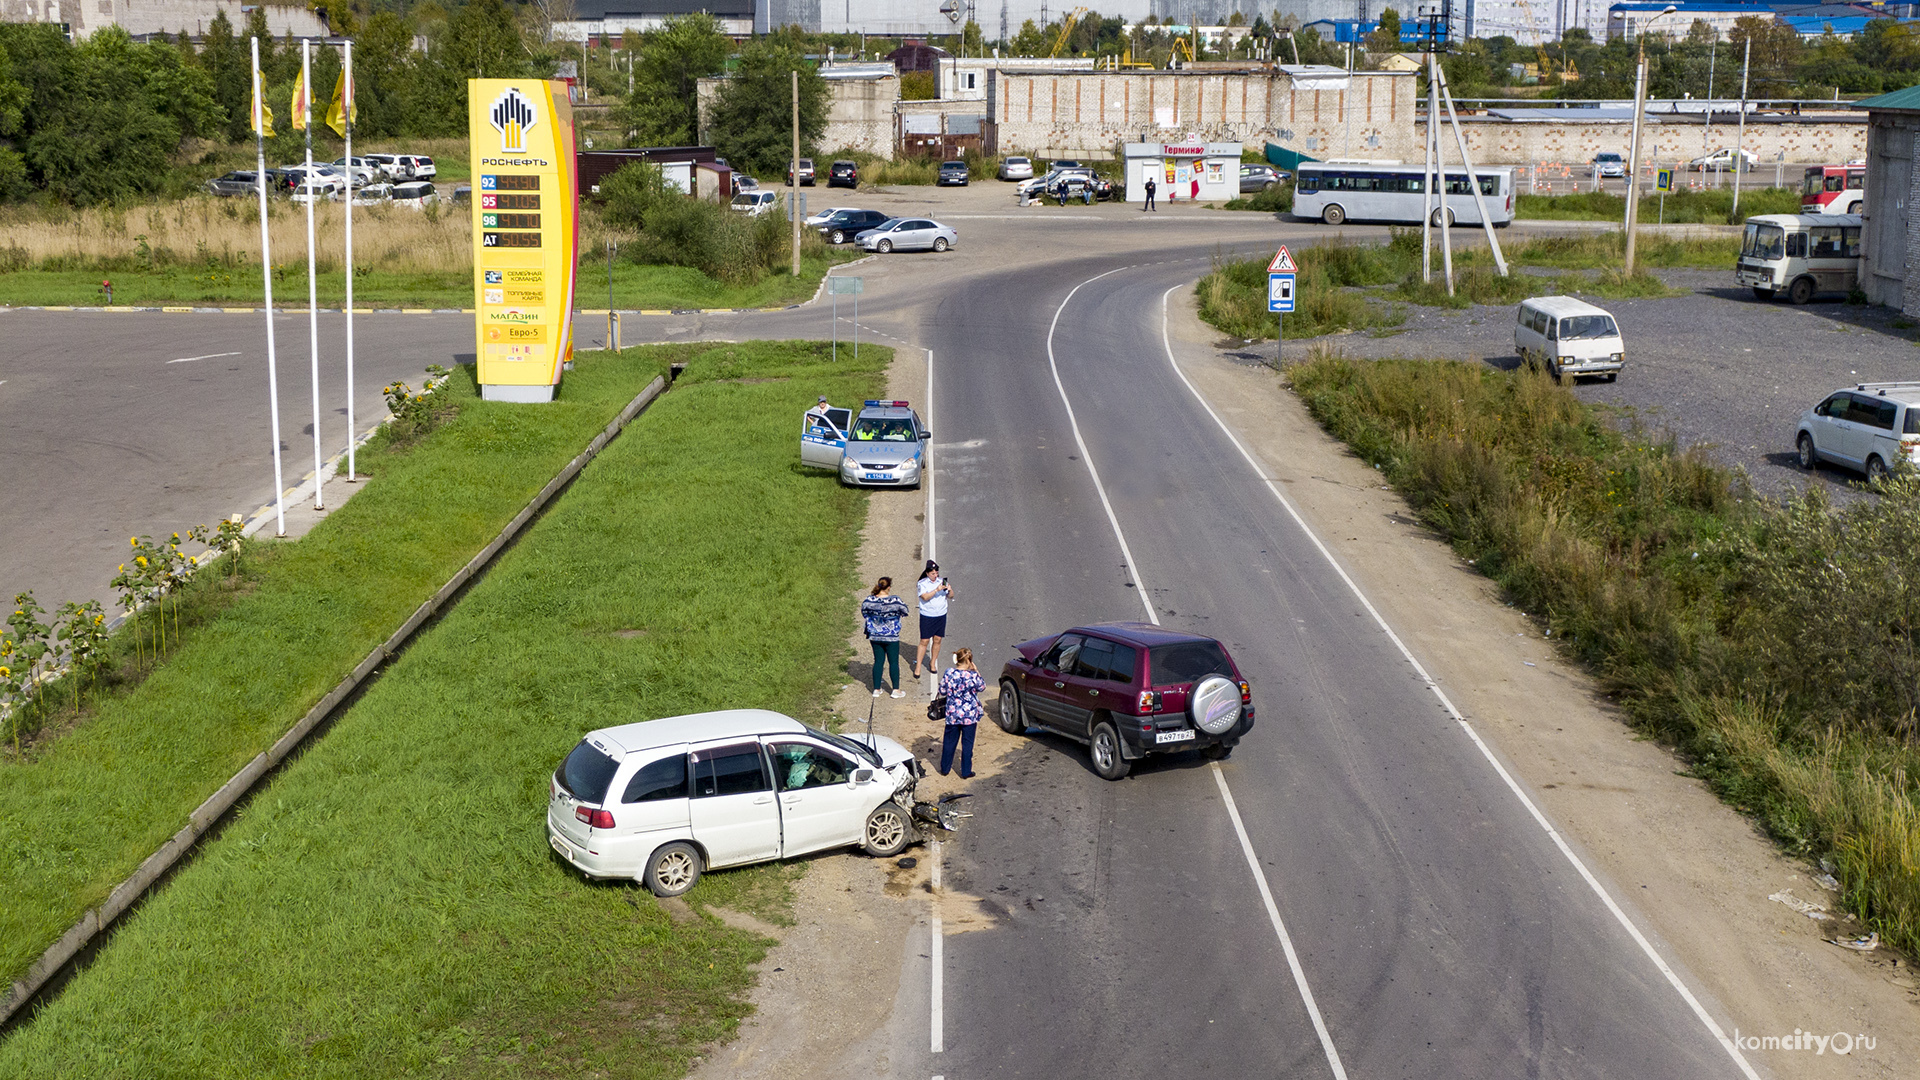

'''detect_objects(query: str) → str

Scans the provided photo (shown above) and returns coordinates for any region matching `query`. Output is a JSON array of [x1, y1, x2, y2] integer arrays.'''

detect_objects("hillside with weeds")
[[1288, 353, 1920, 956]]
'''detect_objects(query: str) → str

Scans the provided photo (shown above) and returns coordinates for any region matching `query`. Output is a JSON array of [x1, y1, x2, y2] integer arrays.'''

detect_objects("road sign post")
[[1267, 246, 1297, 370], [828, 275, 863, 362]]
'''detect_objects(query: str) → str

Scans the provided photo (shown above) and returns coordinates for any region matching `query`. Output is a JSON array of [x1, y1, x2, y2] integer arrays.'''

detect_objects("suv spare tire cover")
[[1189, 674, 1243, 735]]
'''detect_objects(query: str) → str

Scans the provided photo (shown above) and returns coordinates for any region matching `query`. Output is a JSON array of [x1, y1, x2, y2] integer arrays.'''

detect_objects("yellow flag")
[[252, 67, 275, 137], [291, 68, 309, 130], [324, 71, 356, 138]]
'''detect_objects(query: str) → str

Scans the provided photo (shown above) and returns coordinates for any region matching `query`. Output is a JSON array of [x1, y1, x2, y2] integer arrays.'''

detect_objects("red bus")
[[1802, 165, 1865, 214]]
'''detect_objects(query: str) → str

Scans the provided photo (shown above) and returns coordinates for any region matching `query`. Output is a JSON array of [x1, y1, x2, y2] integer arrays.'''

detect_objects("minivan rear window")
[[1149, 641, 1234, 685], [556, 740, 621, 803]]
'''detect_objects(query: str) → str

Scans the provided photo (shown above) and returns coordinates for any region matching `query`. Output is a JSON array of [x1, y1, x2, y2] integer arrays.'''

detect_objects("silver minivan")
[[548, 709, 921, 897], [1796, 383, 1920, 481], [1514, 296, 1626, 381]]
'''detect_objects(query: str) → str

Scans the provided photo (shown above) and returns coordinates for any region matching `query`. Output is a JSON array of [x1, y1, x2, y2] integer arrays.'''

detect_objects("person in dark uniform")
[[1144, 175, 1157, 211]]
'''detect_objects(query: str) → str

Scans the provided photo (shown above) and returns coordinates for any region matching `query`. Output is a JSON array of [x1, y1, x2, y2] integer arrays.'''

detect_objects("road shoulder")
[[1163, 286, 1919, 1079]]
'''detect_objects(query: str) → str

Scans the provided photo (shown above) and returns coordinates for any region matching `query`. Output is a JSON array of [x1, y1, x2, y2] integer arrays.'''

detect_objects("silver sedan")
[[854, 217, 957, 254]]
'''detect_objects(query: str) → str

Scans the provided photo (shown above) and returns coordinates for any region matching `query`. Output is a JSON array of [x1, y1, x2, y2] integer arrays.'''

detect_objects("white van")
[[1735, 213, 1862, 304], [547, 709, 921, 896], [1514, 296, 1626, 381]]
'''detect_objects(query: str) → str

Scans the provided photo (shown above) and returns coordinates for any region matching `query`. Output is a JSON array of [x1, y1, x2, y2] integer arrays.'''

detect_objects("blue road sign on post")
[[1267, 272, 1296, 313]]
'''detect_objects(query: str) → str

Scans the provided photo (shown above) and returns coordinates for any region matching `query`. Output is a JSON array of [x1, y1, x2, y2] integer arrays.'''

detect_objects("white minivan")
[[547, 709, 921, 896], [1514, 296, 1626, 381]]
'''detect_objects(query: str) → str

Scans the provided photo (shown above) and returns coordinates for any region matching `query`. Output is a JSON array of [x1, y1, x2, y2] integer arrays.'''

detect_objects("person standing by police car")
[[912, 560, 952, 680]]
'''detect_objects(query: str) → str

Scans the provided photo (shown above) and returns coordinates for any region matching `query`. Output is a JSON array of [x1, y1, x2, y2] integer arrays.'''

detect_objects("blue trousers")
[[940, 722, 976, 776]]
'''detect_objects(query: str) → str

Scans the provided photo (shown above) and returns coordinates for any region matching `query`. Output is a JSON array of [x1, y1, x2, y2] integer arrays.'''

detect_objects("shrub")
[[600, 161, 811, 286]]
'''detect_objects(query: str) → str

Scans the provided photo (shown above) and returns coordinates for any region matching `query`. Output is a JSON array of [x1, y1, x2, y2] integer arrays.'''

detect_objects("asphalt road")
[[877, 240, 1753, 1078], [0, 310, 468, 614]]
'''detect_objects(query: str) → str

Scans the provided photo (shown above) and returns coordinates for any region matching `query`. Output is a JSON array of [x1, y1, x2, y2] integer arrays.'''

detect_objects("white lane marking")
[[167, 351, 241, 364], [1048, 268, 1348, 1079], [925, 348, 936, 564], [1211, 764, 1351, 1080], [1044, 267, 1159, 625], [1156, 285, 1763, 1080], [931, 837, 944, 1054]]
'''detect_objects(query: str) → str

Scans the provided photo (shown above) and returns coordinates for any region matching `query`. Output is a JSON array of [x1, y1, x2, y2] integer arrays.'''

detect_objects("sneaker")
[[872, 689, 884, 698], [890, 689, 906, 698]]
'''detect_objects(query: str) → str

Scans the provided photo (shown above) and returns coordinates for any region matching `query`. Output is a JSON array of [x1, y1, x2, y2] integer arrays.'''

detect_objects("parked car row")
[[207, 154, 437, 199]]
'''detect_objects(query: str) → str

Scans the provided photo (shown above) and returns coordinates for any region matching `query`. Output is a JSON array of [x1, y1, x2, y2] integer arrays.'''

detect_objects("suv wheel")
[[1867, 455, 1890, 484], [1089, 719, 1130, 781], [1797, 432, 1819, 471], [1189, 675, 1244, 736], [996, 680, 1026, 733], [643, 841, 702, 897], [1201, 743, 1232, 761], [830, 229, 846, 244], [863, 802, 913, 856]]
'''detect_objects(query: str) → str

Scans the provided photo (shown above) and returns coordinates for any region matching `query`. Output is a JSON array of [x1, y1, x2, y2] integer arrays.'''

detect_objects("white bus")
[[1734, 213, 1862, 305], [1293, 161, 1515, 227]]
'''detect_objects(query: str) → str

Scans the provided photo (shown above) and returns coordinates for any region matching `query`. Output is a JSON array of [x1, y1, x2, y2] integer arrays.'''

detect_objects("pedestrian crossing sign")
[[1268, 246, 1297, 273], [1656, 167, 1675, 193]]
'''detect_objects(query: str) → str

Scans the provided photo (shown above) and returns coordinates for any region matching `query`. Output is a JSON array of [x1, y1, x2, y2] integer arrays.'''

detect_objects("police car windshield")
[[851, 417, 916, 441]]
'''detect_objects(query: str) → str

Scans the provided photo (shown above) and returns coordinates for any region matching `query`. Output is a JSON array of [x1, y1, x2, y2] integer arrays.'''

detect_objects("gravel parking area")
[[1293, 267, 1920, 498]]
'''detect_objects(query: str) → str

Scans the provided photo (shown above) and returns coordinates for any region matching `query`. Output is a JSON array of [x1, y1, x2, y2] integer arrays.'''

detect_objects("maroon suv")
[[996, 622, 1254, 780]]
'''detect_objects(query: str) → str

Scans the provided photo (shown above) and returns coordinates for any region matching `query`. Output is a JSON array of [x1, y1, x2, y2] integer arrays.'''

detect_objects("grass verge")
[[0, 356, 675, 988], [0, 254, 855, 309], [1197, 230, 1728, 339], [1516, 185, 1800, 223], [0, 340, 889, 1077], [1286, 352, 1920, 956]]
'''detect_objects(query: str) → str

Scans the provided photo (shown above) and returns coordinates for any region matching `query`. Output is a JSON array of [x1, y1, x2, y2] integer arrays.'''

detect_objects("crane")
[[1049, 6, 1090, 57], [1510, 0, 1554, 82]]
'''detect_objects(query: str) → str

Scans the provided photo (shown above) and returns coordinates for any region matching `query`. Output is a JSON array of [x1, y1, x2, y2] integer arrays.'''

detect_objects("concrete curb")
[[0, 372, 671, 1028]]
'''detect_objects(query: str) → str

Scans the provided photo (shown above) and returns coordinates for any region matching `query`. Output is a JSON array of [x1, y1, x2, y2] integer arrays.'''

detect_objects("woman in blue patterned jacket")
[[860, 577, 910, 698], [937, 648, 985, 778]]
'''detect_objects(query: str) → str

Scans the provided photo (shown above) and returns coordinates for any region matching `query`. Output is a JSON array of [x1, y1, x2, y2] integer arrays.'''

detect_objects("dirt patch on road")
[[1165, 285, 1919, 1079]]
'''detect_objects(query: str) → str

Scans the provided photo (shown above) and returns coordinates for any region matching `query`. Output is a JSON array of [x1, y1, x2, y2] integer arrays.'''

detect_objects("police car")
[[800, 399, 929, 487]]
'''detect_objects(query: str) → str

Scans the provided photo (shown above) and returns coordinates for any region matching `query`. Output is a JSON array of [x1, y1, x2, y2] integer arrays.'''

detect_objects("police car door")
[[800, 406, 850, 468]]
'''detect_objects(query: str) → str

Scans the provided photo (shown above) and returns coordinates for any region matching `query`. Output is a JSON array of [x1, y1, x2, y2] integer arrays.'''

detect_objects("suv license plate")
[[1155, 729, 1196, 744]]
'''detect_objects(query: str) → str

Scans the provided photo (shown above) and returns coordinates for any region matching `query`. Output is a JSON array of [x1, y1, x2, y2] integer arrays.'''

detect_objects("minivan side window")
[[1545, 318, 1558, 341], [693, 743, 770, 797], [623, 754, 690, 802], [1816, 393, 1846, 417]]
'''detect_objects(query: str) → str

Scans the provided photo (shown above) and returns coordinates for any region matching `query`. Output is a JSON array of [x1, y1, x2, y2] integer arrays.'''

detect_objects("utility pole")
[[1619, 5, 1678, 276], [1731, 35, 1751, 221], [791, 70, 801, 277]]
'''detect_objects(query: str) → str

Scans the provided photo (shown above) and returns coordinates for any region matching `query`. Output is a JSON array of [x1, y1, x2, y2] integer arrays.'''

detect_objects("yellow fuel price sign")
[[469, 78, 578, 402]]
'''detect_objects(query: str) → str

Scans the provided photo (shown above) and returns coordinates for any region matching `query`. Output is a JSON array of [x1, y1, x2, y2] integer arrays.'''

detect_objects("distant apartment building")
[[0, 0, 324, 39]]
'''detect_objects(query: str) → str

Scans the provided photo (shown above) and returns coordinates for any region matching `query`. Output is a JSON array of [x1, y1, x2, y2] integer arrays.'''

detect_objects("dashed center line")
[[167, 351, 241, 364]]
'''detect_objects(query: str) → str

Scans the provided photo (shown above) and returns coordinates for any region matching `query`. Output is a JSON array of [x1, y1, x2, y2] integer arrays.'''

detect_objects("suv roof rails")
[[1853, 381, 1920, 393]]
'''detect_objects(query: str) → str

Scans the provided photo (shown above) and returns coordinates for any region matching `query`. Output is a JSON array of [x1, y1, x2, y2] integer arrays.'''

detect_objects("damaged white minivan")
[[548, 709, 922, 896]]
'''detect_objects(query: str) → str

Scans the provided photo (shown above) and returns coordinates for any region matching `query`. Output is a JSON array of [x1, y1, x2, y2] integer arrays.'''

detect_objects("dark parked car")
[[207, 170, 261, 197], [828, 159, 859, 188], [819, 208, 889, 244], [996, 623, 1254, 780], [1239, 164, 1290, 193], [937, 160, 970, 186]]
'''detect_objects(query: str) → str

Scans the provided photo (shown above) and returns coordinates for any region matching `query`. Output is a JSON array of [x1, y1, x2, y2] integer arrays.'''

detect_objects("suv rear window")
[[556, 740, 621, 803], [1149, 640, 1234, 685]]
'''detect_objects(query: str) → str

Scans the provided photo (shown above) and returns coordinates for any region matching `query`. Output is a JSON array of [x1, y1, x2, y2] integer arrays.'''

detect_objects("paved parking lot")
[[1299, 267, 1920, 498]]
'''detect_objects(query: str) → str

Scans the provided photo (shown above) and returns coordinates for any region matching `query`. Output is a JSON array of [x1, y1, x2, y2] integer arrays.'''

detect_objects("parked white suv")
[[1796, 383, 1920, 481], [548, 709, 921, 896]]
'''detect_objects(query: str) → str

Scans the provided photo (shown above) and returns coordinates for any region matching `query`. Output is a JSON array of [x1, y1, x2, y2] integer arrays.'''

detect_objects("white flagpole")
[[252, 37, 286, 537], [301, 39, 324, 511], [344, 40, 358, 484]]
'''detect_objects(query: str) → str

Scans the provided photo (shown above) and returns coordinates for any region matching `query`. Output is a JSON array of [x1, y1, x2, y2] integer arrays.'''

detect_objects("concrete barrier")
[[0, 372, 671, 1028]]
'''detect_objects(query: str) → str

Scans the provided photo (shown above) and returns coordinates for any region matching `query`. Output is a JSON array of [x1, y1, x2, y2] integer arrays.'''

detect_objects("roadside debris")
[[1770, 890, 1833, 921], [1829, 932, 1880, 952]]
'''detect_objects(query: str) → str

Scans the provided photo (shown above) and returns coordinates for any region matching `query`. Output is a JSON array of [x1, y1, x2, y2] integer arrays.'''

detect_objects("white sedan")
[[548, 709, 922, 897]]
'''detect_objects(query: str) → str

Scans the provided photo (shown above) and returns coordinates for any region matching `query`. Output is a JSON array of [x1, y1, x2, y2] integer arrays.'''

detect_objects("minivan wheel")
[[643, 841, 702, 898], [1788, 277, 1815, 305], [1322, 204, 1347, 226], [996, 680, 1026, 733], [1867, 455, 1890, 484], [863, 802, 913, 857], [1089, 720, 1131, 781], [1797, 433, 1819, 471]]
